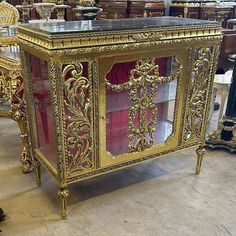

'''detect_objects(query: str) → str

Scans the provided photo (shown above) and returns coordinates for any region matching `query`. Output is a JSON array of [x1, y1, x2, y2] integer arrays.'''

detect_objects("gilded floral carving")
[[63, 63, 94, 174], [183, 48, 212, 142], [106, 57, 182, 152]]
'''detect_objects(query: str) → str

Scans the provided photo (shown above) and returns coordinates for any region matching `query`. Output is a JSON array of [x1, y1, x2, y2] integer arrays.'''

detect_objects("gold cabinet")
[[18, 17, 222, 218]]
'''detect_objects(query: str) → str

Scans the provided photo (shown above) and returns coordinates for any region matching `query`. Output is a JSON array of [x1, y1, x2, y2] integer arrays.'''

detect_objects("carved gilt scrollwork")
[[131, 32, 163, 42], [0, 71, 10, 103], [106, 57, 182, 152], [63, 63, 94, 174], [183, 48, 212, 143]]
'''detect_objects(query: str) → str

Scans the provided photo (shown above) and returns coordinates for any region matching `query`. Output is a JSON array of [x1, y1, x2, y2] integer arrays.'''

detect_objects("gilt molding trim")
[[18, 25, 222, 50]]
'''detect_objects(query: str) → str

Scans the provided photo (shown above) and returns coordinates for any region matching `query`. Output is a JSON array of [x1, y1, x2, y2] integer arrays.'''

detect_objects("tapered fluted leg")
[[57, 188, 69, 219], [34, 159, 41, 187], [196, 146, 205, 175]]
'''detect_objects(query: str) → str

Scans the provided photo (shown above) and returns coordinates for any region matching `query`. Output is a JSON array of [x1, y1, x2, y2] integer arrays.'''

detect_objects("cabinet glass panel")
[[29, 55, 57, 166], [105, 57, 179, 156]]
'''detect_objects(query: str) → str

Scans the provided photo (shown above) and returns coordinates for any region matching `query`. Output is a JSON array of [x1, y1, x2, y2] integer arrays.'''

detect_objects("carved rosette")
[[183, 48, 212, 143], [63, 62, 95, 175], [106, 57, 182, 153]]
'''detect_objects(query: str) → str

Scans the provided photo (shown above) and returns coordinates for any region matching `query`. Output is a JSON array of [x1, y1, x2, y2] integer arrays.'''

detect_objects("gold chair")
[[0, 1, 19, 27]]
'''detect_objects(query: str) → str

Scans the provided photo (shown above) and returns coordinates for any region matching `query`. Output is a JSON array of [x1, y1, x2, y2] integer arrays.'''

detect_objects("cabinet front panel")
[[61, 60, 98, 178], [99, 51, 185, 167]]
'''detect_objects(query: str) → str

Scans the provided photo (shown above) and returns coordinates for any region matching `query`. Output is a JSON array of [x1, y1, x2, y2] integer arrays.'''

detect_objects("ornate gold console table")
[[18, 17, 222, 218], [0, 27, 33, 173]]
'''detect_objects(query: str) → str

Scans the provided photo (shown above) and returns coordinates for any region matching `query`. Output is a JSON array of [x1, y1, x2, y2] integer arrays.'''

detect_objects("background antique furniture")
[[217, 29, 236, 72], [72, 0, 102, 20], [14, 0, 69, 22], [206, 27, 236, 151], [143, 2, 165, 16], [170, 0, 235, 28], [97, 0, 128, 18], [0, 25, 32, 172], [0, 27, 18, 47], [0, 0, 20, 26], [207, 57, 236, 152], [15, 2, 35, 23], [169, 2, 201, 18], [208, 70, 232, 124], [96, 0, 165, 19], [72, 6, 102, 20], [227, 18, 236, 28], [0, 51, 32, 172], [18, 17, 221, 219], [9, 0, 166, 20], [200, 5, 234, 28], [33, 2, 56, 20]]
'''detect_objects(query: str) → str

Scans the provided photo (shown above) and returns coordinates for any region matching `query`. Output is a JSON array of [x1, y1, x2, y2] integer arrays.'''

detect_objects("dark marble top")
[[19, 16, 218, 35], [0, 27, 17, 38]]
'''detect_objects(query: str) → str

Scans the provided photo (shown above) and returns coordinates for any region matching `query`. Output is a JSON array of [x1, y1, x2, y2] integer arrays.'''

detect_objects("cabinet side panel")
[[182, 47, 216, 145], [29, 54, 58, 166]]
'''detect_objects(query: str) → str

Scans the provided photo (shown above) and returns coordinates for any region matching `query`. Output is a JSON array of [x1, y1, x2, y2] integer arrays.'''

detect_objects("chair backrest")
[[0, 1, 19, 26]]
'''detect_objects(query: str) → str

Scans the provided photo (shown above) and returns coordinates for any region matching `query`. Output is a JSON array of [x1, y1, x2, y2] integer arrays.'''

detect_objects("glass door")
[[99, 52, 185, 167]]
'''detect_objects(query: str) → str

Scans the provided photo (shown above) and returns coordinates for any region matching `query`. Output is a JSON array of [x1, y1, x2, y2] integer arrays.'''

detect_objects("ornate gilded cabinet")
[[18, 17, 221, 219]]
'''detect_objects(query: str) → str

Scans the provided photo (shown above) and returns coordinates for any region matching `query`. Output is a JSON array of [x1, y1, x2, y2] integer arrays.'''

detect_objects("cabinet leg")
[[19, 145, 33, 173], [196, 146, 205, 175], [34, 159, 41, 187], [57, 188, 69, 219]]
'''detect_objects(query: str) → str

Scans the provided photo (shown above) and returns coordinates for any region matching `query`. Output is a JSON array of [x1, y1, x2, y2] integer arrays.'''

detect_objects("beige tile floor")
[[0, 114, 236, 236]]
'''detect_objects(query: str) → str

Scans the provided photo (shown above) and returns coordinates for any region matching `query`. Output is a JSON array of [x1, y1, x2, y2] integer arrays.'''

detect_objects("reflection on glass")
[[30, 54, 57, 166], [106, 57, 179, 156]]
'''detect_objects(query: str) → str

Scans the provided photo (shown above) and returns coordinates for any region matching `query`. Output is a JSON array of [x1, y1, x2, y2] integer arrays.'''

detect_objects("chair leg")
[[14, 111, 33, 173], [58, 188, 69, 219], [196, 146, 205, 175]]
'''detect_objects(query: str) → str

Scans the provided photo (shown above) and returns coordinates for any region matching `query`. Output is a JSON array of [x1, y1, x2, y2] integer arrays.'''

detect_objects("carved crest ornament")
[[106, 57, 182, 152]]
